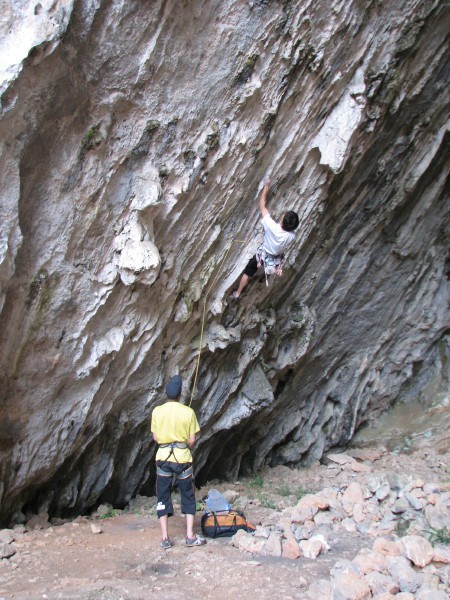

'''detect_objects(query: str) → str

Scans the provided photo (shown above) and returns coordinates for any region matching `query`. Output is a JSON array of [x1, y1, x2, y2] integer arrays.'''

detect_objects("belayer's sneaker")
[[160, 538, 172, 549], [186, 535, 206, 547]]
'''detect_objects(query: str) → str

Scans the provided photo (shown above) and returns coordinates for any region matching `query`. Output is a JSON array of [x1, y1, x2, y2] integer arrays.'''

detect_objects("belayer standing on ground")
[[151, 374, 206, 548], [233, 177, 299, 298]]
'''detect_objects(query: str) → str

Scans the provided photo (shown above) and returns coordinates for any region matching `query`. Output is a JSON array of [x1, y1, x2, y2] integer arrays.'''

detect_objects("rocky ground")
[[0, 417, 449, 600]]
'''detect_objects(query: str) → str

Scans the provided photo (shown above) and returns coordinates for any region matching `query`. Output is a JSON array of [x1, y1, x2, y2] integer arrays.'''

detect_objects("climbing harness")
[[189, 237, 247, 406], [156, 442, 193, 481], [256, 245, 284, 287], [158, 441, 189, 463]]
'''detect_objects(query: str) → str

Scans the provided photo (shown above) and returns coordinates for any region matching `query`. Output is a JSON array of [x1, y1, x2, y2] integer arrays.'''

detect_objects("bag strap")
[[212, 513, 220, 537]]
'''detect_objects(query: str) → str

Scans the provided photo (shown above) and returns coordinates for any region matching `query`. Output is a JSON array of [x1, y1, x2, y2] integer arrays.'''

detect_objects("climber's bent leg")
[[234, 256, 258, 298]]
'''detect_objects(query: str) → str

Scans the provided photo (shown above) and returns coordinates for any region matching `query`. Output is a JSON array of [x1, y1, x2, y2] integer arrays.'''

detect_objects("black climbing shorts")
[[155, 461, 196, 518], [243, 255, 259, 277]]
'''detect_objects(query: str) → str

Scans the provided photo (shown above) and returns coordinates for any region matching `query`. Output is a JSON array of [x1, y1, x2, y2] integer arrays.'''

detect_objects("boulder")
[[327, 453, 355, 466], [263, 532, 282, 557], [405, 479, 424, 492], [353, 503, 365, 523], [376, 484, 392, 502], [290, 505, 319, 524], [340, 518, 357, 533], [415, 591, 450, 600], [315, 511, 337, 526], [396, 535, 434, 567], [90, 524, 103, 534], [404, 492, 424, 511], [95, 504, 114, 518], [299, 534, 330, 559], [0, 529, 15, 544], [281, 536, 301, 560], [350, 462, 372, 473], [342, 483, 365, 515], [297, 493, 331, 511], [0, 542, 16, 559], [365, 571, 399, 596], [432, 546, 450, 564], [223, 489, 239, 504], [254, 526, 271, 539], [331, 572, 371, 600], [425, 503, 449, 530], [231, 529, 266, 555], [331, 559, 362, 578], [387, 556, 422, 593], [391, 498, 410, 514], [280, 517, 301, 559], [368, 476, 385, 494], [27, 512, 50, 530], [353, 549, 388, 574]]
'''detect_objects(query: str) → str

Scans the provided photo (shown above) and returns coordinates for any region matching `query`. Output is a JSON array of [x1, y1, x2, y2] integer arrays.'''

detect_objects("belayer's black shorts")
[[243, 255, 259, 277], [155, 460, 196, 518]]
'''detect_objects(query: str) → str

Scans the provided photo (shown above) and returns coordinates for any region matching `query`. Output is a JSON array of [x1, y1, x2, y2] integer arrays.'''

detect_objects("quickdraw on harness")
[[256, 245, 284, 286], [156, 442, 193, 480]]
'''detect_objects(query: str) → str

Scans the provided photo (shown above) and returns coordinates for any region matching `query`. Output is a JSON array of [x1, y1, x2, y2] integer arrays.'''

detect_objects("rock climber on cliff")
[[233, 177, 299, 298], [151, 374, 206, 549]]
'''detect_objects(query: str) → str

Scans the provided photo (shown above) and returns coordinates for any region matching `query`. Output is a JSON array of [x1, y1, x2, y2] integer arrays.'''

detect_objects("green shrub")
[[100, 508, 116, 519], [257, 492, 276, 510], [278, 484, 291, 497], [423, 527, 450, 545], [247, 474, 264, 488], [396, 516, 411, 537], [296, 485, 309, 501]]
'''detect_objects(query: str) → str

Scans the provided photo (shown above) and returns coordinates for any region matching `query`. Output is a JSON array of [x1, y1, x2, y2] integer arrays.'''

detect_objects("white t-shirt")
[[261, 214, 296, 256]]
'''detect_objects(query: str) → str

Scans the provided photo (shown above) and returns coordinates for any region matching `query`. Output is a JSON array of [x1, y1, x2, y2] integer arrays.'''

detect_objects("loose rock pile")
[[230, 451, 450, 599]]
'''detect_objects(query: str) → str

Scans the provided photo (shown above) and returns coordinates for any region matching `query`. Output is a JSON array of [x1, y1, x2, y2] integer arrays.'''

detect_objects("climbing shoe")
[[160, 538, 172, 549]]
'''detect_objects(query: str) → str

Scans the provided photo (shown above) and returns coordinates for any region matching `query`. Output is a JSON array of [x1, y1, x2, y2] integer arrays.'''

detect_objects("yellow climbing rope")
[[189, 238, 247, 406]]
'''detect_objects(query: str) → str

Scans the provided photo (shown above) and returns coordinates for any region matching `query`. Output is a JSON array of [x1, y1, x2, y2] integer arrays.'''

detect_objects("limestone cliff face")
[[0, 0, 449, 523]]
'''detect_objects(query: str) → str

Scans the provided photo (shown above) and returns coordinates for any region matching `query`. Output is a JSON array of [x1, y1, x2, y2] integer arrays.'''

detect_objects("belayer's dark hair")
[[282, 210, 299, 232]]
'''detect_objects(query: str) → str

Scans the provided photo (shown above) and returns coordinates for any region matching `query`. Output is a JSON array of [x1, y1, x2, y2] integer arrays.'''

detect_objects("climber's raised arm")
[[259, 179, 270, 217]]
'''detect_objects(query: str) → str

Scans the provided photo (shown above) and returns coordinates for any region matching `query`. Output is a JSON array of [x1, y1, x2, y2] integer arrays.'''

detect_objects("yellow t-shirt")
[[151, 401, 200, 463]]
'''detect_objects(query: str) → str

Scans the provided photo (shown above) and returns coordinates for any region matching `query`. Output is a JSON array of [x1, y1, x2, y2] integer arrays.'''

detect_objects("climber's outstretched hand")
[[259, 178, 270, 217]]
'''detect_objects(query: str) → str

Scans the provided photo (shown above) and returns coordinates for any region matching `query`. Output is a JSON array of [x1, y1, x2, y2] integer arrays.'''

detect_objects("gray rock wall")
[[0, 0, 449, 523]]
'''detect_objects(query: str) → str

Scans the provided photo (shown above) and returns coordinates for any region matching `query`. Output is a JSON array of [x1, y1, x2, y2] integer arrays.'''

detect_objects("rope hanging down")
[[189, 238, 247, 407]]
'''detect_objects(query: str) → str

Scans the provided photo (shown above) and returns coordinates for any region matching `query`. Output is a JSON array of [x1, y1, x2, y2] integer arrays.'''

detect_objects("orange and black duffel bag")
[[201, 510, 256, 538]]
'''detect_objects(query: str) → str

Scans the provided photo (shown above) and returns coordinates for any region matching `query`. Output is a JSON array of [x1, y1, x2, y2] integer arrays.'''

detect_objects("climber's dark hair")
[[282, 210, 299, 232]]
